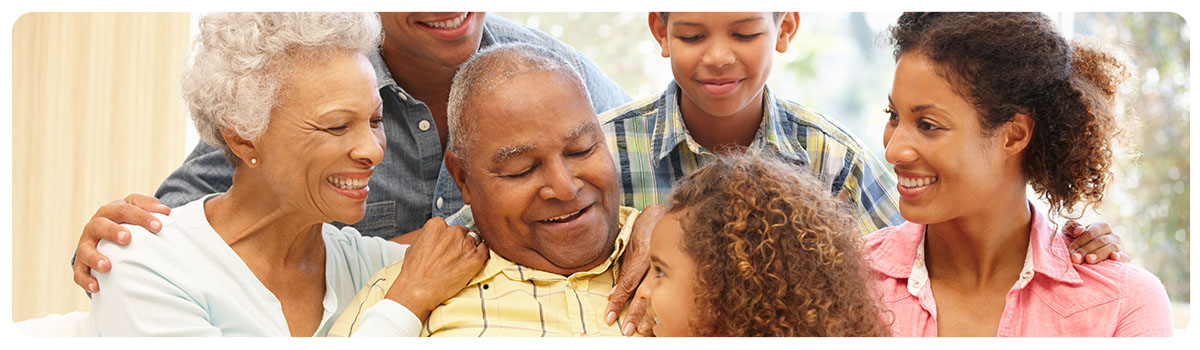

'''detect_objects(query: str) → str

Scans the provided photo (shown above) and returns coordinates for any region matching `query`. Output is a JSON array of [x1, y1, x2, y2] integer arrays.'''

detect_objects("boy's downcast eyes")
[[733, 33, 762, 40]]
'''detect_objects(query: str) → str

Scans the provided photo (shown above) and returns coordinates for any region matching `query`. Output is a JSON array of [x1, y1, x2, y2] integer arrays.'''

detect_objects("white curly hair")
[[181, 12, 382, 166]]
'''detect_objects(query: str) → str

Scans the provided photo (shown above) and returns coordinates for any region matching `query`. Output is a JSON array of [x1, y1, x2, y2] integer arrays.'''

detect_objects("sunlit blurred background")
[[12, 12, 1189, 330]]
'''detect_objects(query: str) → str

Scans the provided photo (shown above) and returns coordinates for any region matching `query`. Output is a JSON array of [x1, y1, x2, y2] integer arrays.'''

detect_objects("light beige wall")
[[12, 12, 191, 322]]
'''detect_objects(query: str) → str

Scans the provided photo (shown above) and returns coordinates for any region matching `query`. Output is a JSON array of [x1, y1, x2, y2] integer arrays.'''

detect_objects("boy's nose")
[[701, 42, 735, 68]]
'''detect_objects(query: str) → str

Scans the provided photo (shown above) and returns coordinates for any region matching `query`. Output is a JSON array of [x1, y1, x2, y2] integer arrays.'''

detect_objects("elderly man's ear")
[[220, 128, 260, 167], [444, 149, 472, 205]]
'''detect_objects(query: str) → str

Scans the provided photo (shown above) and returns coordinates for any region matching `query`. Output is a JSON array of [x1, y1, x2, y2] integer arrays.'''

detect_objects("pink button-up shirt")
[[863, 203, 1173, 336]]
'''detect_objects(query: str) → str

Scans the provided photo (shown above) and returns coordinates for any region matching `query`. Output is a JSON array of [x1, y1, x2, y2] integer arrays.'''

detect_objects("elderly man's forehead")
[[490, 122, 598, 164]]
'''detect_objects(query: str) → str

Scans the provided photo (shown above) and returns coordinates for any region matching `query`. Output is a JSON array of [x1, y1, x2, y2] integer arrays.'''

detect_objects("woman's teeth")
[[328, 176, 368, 190], [422, 13, 468, 29], [899, 176, 938, 188]]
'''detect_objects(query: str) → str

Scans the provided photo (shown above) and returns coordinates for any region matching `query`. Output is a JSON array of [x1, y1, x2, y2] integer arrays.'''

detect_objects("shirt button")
[[436, 197, 444, 209], [418, 120, 431, 131]]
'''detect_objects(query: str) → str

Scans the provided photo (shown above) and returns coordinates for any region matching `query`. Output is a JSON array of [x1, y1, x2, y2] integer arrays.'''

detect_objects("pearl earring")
[[250, 158, 258, 165]]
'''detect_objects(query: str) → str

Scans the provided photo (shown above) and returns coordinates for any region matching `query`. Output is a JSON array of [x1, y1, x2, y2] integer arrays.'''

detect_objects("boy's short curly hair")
[[666, 150, 888, 336]]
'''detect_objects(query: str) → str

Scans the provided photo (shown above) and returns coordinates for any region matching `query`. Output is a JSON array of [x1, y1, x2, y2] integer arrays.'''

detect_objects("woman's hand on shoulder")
[[384, 217, 489, 323]]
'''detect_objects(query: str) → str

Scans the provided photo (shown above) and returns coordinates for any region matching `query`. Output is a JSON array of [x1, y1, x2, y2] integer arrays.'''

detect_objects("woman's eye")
[[369, 118, 383, 128], [327, 125, 349, 133], [884, 108, 898, 123], [918, 120, 942, 131]]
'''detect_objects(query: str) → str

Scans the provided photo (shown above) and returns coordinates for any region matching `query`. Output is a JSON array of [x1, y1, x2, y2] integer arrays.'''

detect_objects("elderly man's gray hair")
[[446, 42, 592, 165], [181, 12, 382, 166]]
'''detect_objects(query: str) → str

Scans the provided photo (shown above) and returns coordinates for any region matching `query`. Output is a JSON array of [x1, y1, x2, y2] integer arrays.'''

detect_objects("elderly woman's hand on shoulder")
[[385, 217, 489, 323]]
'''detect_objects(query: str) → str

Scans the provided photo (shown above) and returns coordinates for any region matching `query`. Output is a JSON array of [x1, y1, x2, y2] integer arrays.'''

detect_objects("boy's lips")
[[698, 78, 743, 96]]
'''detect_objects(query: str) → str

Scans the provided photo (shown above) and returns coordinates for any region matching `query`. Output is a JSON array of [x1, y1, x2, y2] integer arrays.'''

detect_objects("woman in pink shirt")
[[866, 12, 1172, 336]]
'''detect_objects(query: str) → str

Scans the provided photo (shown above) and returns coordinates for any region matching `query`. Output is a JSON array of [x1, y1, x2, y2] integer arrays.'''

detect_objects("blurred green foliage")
[[1075, 12, 1189, 303]]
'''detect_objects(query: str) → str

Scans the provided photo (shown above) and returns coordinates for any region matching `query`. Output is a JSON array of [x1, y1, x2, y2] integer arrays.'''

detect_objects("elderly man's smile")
[[536, 203, 593, 225]]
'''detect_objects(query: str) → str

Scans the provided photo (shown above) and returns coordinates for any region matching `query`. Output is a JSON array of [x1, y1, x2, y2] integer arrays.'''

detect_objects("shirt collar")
[[648, 82, 803, 164], [467, 206, 640, 285], [869, 201, 1083, 295]]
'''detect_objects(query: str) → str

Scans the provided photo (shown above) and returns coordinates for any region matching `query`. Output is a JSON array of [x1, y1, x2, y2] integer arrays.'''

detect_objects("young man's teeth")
[[899, 177, 938, 188], [424, 13, 468, 29], [328, 176, 367, 190]]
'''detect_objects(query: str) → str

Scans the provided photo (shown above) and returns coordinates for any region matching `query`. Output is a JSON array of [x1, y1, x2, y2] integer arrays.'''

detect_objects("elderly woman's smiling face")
[[248, 51, 384, 224]]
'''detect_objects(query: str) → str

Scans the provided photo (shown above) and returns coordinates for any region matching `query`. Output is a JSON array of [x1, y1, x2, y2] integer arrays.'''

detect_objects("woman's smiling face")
[[883, 51, 1013, 225], [251, 50, 385, 224]]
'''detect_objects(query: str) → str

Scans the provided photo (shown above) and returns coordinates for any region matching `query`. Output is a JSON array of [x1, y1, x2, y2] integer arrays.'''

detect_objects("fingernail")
[[117, 231, 129, 243], [1087, 254, 1097, 263], [606, 311, 617, 325], [1072, 253, 1082, 262], [150, 220, 162, 231], [88, 283, 97, 293], [623, 322, 635, 336], [98, 259, 108, 270]]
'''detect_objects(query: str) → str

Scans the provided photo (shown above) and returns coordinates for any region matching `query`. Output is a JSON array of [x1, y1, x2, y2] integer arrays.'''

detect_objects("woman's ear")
[[648, 12, 670, 58], [220, 128, 259, 167], [1001, 112, 1035, 157], [775, 12, 800, 53]]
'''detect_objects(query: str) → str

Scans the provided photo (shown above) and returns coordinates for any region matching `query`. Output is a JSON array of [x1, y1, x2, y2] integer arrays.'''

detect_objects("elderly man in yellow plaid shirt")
[[330, 42, 655, 337]]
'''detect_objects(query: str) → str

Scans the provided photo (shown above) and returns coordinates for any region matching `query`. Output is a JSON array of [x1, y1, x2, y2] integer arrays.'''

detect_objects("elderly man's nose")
[[539, 161, 582, 201]]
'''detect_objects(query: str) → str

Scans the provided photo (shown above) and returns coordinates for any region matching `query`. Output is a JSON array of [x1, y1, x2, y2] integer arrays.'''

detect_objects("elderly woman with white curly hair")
[[89, 12, 488, 337]]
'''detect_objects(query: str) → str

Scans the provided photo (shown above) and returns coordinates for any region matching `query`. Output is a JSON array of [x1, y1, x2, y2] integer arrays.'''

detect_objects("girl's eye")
[[678, 34, 704, 43], [653, 265, 665, 278]]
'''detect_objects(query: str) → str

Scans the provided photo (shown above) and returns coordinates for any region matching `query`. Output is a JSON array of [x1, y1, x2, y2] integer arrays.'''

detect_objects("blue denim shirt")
[[154, 15, 630, 239]]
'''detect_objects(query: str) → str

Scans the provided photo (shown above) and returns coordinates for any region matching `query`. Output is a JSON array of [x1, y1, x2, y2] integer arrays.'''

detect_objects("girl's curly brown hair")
[[888, 12, 1130, 217], [667, 150, 889, 336]]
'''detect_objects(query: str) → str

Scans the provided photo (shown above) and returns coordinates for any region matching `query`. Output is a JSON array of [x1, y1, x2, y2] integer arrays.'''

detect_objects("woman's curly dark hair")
[[667, 150, 889, 336], [888, 12, 1130, 217]]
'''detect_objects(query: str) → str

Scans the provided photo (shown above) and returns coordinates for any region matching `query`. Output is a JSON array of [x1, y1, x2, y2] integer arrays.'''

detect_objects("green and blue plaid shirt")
[[599, 81, 903, 235]]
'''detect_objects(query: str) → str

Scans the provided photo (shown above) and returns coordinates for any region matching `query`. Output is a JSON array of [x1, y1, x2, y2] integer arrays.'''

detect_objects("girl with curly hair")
[[644, 150, 888, 336], [868, 12, 1172, 336]]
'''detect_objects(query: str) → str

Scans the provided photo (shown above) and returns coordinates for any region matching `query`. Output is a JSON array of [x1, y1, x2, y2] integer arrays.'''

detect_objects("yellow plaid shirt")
[[329, 206, 640, 337]]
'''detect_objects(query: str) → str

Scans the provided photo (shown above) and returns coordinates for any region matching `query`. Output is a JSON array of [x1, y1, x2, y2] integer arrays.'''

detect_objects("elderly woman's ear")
[[220, 128, 260, 167]]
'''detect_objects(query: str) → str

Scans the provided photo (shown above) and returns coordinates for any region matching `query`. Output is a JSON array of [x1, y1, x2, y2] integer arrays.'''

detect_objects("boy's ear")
[[444, 149, 473, 205], [648, 12, 670, 58], [775, 12, 800, 53], [220, 127, 259, 167]]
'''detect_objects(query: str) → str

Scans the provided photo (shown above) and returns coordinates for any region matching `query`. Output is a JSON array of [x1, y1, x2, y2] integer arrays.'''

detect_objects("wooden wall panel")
[[12, 12, 191, 322]]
